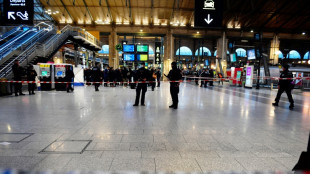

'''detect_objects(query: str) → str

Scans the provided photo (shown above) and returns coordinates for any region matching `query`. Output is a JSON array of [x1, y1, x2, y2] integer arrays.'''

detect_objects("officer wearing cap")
[[133, 62, 150, 106], [273, 64, 294, 109], [165, 62, 182, 109]]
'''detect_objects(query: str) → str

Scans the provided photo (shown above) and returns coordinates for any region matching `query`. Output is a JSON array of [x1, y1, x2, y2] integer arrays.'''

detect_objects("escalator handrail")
[[0, 29, 34, 53], [0, 27, 21, 42]]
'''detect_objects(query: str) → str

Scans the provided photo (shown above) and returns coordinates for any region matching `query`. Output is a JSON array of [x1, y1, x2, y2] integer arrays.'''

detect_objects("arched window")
[[287, 50, 301, 59], [278, 51, 284, 59], [98, 45, 109, 54], [149, 47, 154, 55], [176, 46, 193, 56], [235, 48, 246, 57], [304, 51, 310, 59], [195, 47, 211, 56], [214, 50, 230, 57]]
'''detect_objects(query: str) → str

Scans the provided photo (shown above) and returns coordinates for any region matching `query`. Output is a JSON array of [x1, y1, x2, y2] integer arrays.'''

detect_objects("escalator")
[[0, 29, 23, 46]]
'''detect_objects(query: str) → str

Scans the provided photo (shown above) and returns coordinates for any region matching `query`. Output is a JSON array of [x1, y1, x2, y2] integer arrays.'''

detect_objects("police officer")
[[92, 63, 102, 91], [12, 60, 25, 96], [133, 63, 149, 106], [27, 65, 37, 95], [65, 66, 74, 93], [165, 62, 182, 109], [273, 64, 294, 109]]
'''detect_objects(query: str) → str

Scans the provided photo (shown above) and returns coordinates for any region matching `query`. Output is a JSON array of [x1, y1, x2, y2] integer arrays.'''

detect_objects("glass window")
[[195, 47, 211, 56], [214, 50, 230, 56], [304, 51, 310, 59], [176, 46, 193, 56], [286, 50, 301, 59], [235, 48, 246, 57], [98, 45, 109, 54], [278, 51, 284, 59]]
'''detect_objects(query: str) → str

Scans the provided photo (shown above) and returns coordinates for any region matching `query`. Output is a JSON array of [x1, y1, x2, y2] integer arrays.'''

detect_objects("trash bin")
[[0, 78, 12, 96]]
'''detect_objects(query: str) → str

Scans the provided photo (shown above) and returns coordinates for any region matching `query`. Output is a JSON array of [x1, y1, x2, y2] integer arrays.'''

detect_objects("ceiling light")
[[123, 22, 130, 25], [250, 30, 254, 33], [197, 31, 200, 34], [161, 23, 167, 26], [154, 23, 160, 26], [302, 32, 306, 35], [85, 21, 91, 24], [140, 29, 143, 32], [116, 22, 122, 25]]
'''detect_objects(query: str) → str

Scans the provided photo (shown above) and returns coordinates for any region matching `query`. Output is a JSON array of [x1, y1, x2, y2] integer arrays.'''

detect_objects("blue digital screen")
[[205, 60, 209, 66], [230, 53, 237, 62], [123, 45, 135, 52], [57, 71, 63, 76], [247, 49, 256, 60], [123, 54, 135, 61]]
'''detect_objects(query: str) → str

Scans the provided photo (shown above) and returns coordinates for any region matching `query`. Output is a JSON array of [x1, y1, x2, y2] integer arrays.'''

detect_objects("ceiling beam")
[[242, 1, 269, 28], [259, 0, 292, 30], [105, 0, 113, 23], [82, 0, 94, 22], [170, 0, 177, 22], [276, 5, 309, 31], [59, 0, 74, 22], [128, 0, 133, 24]]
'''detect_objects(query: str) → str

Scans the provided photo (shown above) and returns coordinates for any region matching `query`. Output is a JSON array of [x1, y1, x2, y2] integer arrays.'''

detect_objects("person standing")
[[165, 62, 182, 109], [65, 66, 74, 93], [12, 60, 25, 96], [103, 66, 109, 87], [200, 69, 208, 87], [272, 64, 294, 109], [92, 63, 102, 91], [156, 68, 161, 87], [150, 68, 156, 91], [209, 69, 214, 86], [27, 65, 37, 95], [133, 63, 149, 106]]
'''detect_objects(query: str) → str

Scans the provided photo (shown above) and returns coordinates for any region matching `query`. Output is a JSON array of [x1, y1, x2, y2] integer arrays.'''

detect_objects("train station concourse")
[[0, 0, 310, 172]]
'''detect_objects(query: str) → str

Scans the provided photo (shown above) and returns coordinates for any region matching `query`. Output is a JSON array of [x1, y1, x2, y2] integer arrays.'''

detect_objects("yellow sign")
[[40, 64, 50, 68]]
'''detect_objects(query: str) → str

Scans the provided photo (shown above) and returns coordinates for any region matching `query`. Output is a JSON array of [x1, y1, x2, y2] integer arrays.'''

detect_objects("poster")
[[245, 66, 254, 88]]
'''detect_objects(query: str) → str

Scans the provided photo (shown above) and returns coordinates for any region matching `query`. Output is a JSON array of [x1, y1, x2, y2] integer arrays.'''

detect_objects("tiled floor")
[[0, 82, 309, 172]]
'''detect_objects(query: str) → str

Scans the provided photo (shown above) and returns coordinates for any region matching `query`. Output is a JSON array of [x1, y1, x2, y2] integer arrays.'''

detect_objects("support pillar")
[[74, 44, 79, 67], [163, 29, 174, 80], [270, 35, 280, 65], [109, 27, 119, 68], [216, 32, 227, 76], [92, 51, 96, 67]]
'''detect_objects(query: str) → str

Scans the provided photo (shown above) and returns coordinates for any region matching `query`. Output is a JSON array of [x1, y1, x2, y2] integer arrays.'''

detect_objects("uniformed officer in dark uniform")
[[133, 63, 149, 106], [12, 60, 25, 96], [92, 63, 102, 91], [65, 66, 75, 93], [165, 62, 182, 109], [273, 64, 294, 109]]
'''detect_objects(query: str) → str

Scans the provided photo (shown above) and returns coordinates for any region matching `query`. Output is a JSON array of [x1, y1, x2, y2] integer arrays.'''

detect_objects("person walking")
[[165, 62, 182, 109], [92, 63, 102, 91], [65, 66, 74, 93], [272, 64, 294, 109], [156, 68, 161, 87], [133, 63, 150, 106], [150, 68, 156, 91], [27, 65, 37, 95], [12, 60, 25, 96]]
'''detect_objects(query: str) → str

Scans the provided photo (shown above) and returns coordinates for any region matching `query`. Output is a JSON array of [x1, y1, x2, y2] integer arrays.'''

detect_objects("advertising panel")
[[245, 66, 254, 88]]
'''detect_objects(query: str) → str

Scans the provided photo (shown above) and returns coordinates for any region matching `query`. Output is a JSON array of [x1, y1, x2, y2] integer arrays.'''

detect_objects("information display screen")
[[123, 45, 135, 53], [245, 66, 254, 88], [41, 71, 48, 76], [247, 49, 256, 60], [136, 45, 149, 53], [123, 54, 135, 61], [57, 71, 63, 76], [137, 54, 148, 61], [230, 53, 237, 62], [3, 0, 34, 25], [205, 60, 209, 66]]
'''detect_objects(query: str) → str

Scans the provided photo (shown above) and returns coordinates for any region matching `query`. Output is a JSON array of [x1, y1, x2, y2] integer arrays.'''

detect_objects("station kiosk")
[[54, 64, 73, 91], [39, 63, 55, 90]]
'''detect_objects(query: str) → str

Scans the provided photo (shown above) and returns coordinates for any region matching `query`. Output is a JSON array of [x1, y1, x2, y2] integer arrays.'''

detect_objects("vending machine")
[[54, 64, 73, 91], [39, 63, 55, 90]]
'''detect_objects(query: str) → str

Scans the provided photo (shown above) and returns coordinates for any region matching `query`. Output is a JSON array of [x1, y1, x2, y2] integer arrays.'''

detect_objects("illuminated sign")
[[3, 0, 34, 25], [155, 42, 161, 64], [195, 0, 223, 28]]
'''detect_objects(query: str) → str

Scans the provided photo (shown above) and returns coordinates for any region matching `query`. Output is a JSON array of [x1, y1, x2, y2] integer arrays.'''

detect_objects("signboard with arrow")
[[3, 0, 34, 25], [194, 0, 223, 28]]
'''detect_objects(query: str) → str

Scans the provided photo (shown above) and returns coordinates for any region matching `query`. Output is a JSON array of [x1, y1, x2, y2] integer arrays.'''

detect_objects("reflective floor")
[[0, 82, 309, 172]]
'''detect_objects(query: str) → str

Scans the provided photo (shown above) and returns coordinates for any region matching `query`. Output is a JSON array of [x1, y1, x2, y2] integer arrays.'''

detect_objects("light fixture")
[[116, 22, 122, 25], [154, 23, 160, 26], [250, 30, 254, 33], [123, 22, 130, 25], [140, 29, 143, 32], [197, 31, 200, 34], [302, 32, 306, 35], [308, 60, 310, 64], [161, 23, 167, 26]]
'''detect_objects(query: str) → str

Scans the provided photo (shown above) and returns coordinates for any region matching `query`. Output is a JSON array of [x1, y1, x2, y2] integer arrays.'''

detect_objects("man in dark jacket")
[[12, 60, 25, 96], [65, 66, 74, 93], [133, 63, 150, 106], [27, 65, 37, 95], [273, 64, 294, 109], [165, 62, 182, 109], [200, 69, 208, 87], [156, 68, 161, 87], [92, 63, 102, 91]]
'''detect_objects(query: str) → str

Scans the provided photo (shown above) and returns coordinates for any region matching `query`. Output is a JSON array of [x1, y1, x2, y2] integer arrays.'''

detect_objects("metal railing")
[[0, 26, 21, 41]]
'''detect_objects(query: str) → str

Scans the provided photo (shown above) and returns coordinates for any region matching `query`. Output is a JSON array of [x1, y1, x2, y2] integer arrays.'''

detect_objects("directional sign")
[[194, 0, 223, 28], [3, 0, 34, 25]]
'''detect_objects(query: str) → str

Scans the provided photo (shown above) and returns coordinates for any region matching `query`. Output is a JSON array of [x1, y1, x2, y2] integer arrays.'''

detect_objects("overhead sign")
[[155, 42, 161, 64], [194, 0, 223, 28], [3, 0, 34, 25]]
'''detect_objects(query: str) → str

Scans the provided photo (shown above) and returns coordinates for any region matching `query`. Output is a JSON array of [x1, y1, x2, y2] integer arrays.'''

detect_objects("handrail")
[[0, 26, 21, 41]]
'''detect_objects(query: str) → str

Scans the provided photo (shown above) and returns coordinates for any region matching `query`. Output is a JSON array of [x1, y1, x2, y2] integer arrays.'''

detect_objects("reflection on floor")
[[0, 82, 309, 172]]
